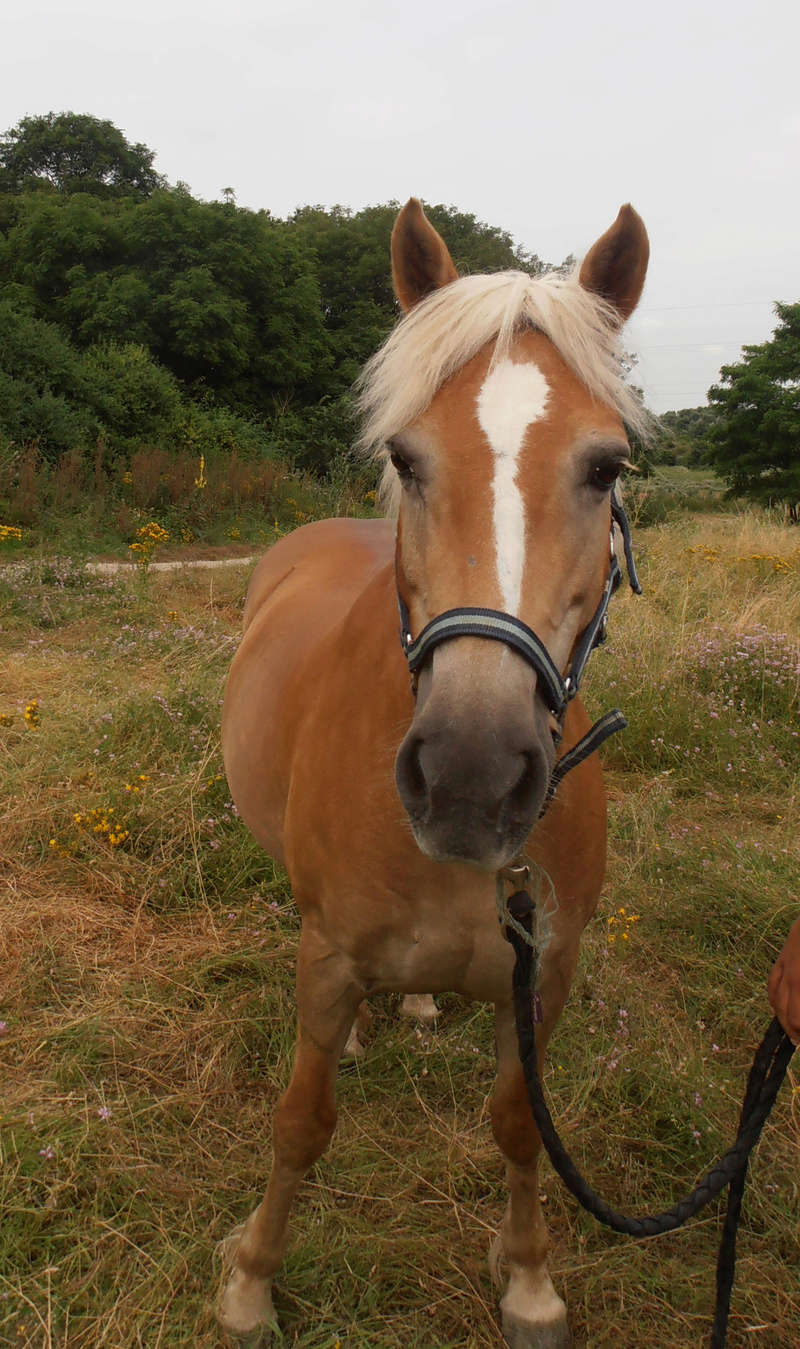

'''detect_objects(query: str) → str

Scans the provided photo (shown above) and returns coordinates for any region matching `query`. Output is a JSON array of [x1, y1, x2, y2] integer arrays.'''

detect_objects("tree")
[[0, 301, 97, 453], [706, 304, 800, 518], [0, 301, 188, 457], [0, 112, 165, 197], [291, 201, 552, 393], [0, 146, 569, 474], [0, 188, 332, 414], [656, 405, 720, 466]]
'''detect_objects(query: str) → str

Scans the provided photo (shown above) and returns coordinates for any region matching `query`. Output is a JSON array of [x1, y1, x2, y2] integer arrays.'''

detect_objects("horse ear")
[[391, 198, 459, 312], [579, 205, 649, 324]]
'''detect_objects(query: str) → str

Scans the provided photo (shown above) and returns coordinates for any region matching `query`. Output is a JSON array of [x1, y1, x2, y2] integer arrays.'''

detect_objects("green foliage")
[[0, 300, 192, 458], [268, 393, 360, 476], [175, 401, 277, 461], [0, 112, 574, 480], [706, 303, 800, 516], [0, 111, 164, 197], [291, 201, 552, 394], [0, 301, 98, 452], [82, 342, 183, 443], [0, 189, 331, 414], [622, 466, 728, 527], [654, 405, 720, 466]]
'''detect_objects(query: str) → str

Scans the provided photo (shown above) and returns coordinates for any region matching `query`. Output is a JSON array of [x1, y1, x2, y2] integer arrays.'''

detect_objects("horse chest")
[[342, 900, 515, 1001]]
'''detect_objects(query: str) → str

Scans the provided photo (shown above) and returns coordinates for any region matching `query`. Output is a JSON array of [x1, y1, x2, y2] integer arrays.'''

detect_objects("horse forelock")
[[355, 267, 651, 513]]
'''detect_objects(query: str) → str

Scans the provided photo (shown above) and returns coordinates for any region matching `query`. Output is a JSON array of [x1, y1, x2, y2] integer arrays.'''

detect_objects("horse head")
[[358, 199, 649, 871]]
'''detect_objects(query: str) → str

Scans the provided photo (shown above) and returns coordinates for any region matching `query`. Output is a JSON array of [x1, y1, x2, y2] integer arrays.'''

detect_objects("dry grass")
[[0, 442, 378, 563], [1, 511, 799, 1347]]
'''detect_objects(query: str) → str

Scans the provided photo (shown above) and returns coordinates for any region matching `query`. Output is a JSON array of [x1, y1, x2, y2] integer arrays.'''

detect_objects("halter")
[[396, 489, 641, 814]]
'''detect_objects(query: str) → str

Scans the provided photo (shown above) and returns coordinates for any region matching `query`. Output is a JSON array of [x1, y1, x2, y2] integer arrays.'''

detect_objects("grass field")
[[1, 508, 799, 1348]]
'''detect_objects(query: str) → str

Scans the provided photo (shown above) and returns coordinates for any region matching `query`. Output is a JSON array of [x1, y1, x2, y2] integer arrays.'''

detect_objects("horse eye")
[[389, 447, 415, 480], [590, 461, 622, 493]]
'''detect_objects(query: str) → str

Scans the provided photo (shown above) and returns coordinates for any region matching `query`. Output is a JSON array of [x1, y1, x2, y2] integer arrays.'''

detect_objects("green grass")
[[1, 509, 799, 1347]]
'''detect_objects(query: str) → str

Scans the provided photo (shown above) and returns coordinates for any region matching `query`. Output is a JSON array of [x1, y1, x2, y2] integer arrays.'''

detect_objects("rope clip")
[[496, 859, 538, 947], [498, 858, 531, 890]]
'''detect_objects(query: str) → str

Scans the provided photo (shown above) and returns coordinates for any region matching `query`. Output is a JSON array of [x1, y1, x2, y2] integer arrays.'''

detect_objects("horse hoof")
[[502, 1310, 571, 1349], [218, 1266, 276, 1344], [399, 993, 438, 1023], [342, 1024, 366, 1058], [222, 1326, 272, 1349], [217, 1227, 278, 1344]]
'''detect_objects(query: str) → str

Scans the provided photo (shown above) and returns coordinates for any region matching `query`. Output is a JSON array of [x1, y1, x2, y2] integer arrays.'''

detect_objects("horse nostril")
[[505, 749, 546, 824], [396, 734, 428, 810]]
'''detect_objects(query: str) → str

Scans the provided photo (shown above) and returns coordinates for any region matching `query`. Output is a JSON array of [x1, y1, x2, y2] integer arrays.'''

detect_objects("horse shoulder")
[[241, 517, 395, 632], [223, 517, 396, 863]]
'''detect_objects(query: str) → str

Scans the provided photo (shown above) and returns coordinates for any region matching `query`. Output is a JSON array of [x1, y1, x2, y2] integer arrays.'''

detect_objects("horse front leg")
[[490, 999, 571, 1349], [218, 927, 363, 1343]]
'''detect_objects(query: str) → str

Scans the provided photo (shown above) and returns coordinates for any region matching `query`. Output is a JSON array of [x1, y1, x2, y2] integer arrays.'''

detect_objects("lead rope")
[[396, 484, 795, 1337], [498, 879, 796, 1348]]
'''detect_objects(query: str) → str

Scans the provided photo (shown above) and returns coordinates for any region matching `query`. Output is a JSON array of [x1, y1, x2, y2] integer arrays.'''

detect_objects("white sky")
[[4, 0, 799, 413]]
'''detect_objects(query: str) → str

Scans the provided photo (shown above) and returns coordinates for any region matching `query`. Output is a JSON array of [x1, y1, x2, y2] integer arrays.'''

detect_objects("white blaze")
[[476, 358, 550, 614]]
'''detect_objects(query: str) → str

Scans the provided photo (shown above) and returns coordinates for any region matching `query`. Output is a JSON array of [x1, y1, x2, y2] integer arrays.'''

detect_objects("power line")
[[639, 299, 779, 313], [639, 340, 744, 350]]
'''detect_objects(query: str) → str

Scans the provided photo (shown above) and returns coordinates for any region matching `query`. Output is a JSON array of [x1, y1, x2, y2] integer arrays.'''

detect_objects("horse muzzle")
[[394, 682, 555, 870]]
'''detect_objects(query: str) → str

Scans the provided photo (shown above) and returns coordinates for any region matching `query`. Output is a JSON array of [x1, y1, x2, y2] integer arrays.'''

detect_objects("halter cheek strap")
[[396, 488, 640, 812]]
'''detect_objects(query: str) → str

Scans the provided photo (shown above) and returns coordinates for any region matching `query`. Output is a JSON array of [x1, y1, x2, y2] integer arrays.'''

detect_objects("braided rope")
[[501, 893, 795, 1346]]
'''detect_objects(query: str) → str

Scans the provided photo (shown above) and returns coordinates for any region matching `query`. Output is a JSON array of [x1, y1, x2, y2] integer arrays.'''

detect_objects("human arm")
[[767, 916, 800, 1045]]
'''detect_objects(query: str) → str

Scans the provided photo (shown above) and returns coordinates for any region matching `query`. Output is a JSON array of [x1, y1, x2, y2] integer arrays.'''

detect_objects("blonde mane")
[[355, 266, 650, 507]]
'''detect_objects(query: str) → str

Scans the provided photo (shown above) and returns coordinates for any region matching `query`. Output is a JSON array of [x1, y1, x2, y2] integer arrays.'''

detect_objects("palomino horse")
[[219, 198, 650, 1347]]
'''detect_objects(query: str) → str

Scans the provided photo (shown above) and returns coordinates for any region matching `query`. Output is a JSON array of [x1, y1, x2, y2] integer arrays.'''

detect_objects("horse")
[[218, 197, 650, 1347]]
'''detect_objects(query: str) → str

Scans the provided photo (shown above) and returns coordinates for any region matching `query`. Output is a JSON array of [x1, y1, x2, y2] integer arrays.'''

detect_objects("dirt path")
[[1, 554, 260, 578], [85, 555, 259, 574]]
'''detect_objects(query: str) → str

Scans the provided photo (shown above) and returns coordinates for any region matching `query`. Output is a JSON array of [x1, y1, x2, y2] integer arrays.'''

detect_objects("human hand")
[[768, 916, 800, 1045]]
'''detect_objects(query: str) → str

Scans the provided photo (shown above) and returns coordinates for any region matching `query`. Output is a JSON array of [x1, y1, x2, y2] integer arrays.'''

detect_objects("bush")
[[0, 302, 98, 456], [175, 402, 276, 461], [268, 393, 359, 477], [0, 305, 188, 456], [0, 300, 280, 465], [81, 343, 183, 443]]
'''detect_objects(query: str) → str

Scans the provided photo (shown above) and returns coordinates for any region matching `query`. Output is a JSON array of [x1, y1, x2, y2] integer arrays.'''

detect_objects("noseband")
[[396, 490, 641, 813]]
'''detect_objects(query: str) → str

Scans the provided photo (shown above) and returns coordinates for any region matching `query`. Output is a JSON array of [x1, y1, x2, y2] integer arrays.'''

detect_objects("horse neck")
[[333, 545, 414, 711]]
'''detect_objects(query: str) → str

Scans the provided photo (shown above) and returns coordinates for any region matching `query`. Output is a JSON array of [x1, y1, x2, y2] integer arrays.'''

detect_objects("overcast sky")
[[4, 0, 799, 413]]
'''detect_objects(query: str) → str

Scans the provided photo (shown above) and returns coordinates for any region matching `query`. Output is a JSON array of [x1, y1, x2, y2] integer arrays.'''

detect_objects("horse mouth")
[[400, 754, 550, 872], [407, 816, 532, 871]]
